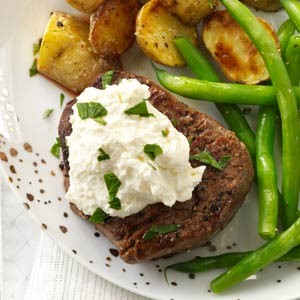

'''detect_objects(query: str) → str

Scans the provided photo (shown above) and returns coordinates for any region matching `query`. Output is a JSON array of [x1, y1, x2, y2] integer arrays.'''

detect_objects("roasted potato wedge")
[[202, 10, 279, 84], [241, 0, 281, 12], [136, 0, 199, 67], [158, 0, 219, 25], [37, 12, 121, 93], [89, 0, 140, 56], [66, 0, 105, 13]]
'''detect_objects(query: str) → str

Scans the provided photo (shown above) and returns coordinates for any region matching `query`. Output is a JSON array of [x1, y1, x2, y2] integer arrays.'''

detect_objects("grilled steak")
[[58, 71, 254, 263]]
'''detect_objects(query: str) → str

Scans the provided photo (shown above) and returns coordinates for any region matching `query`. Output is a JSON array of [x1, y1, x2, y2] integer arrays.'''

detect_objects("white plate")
[[0, 1, 299, 299]]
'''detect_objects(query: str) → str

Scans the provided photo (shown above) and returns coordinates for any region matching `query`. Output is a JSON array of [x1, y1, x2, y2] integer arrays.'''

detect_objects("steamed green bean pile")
[[154, 0, 300, 293]]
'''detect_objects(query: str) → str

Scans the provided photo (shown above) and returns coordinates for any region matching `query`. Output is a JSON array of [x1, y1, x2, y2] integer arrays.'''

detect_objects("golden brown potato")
[[66, 0, 105, 13], [241, 0, 281, 12], [89, 0, 140, 56], [159, 0, 219, 25], [136, 0, 199, 67], [202, 10, 279, 84], [37, 12, 121, 93]]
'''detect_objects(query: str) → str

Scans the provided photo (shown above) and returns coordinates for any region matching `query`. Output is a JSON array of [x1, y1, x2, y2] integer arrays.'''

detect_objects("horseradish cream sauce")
[[65, 79, 205, 218]]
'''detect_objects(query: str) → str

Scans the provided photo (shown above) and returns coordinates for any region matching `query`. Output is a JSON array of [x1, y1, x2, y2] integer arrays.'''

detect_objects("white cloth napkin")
[[24, 233, 151, 300]]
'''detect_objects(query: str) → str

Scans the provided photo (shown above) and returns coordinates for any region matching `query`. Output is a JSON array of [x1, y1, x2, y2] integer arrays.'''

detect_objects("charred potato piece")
[[37, 12, 121, 93], [66, 0, 105, 13], [241, 0, 281, 12], [89, 0, 140, 56], [136, 0, 199, 67], [159, 0, 219, 25], [202, 10, 279, 84]]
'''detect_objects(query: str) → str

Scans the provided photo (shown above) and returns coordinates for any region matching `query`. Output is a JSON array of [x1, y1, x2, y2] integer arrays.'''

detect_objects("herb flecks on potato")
[[37, 12, 121, 93], [136, 0, 199, 67], [89, 0, 140, 56], [159, 0, 219, 25]]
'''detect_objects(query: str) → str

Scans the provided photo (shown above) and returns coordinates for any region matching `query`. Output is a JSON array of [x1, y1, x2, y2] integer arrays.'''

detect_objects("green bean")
[[173, 37, 256, 162], [210, 216, 300, 293], [256, 106, 278, 240], [154, 67, 300, 106], [166, 246, 300, 274], [280, 0, 300, 32], [285, 35, 300, 86], [277, 19, 296, 57], [216, 104, 256, 161], [218, 0, 300, 228], [173, 38, 220, 82], [173, 37, 281, 236], [253, 21, 294, 240]]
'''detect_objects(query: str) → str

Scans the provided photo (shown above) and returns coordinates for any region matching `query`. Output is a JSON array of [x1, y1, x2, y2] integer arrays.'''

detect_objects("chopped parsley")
[[33, 42, 41, 55], [60, 93, 65, 107], [191, 151, 231, 170], [161, 128, 169, 137], [108, 197, 121, 210], [50, 138, 61, 159], [88, 207, 109, 224], [97, 147, 110, 161], [29, 59, 38, 77], [143, 224, 180, 241], [42, 108, 54, 119], [219, 155, 231, 169], [101, 70, 114, 89], [124, 100, 154, 118], [104, 173, 122, 210], [188, 137, 195, 144], [147, 162, 157, 171], [76, 102, 107, 120], [144, 144, 163, 161], [93, 117, 107, 126]]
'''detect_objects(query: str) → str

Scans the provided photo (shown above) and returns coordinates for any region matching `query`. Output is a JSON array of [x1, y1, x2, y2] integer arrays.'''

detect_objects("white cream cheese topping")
[[65, 78, 206, 218]]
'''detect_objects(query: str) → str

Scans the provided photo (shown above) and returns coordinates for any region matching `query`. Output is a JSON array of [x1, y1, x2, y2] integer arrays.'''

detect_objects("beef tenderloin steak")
[[58, 71, 254, 263]]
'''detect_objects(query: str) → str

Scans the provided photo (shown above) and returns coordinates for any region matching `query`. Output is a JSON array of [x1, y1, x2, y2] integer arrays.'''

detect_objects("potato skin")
[[202, 10, 279, 84], [37, 12, 121, 93], [159, 0, 219, 25], [66, 0, 105, 13], [136, 0, 199, 67], [241, 0, 281, 12], [89, 0, 140, 56]]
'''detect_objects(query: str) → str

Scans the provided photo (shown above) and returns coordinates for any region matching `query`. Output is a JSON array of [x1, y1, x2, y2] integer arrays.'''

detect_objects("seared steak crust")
[[58, 71, 254, 263]]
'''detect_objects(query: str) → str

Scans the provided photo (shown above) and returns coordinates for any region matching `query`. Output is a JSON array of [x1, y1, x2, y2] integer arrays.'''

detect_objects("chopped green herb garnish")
[[29, 59, 38, 77], [76, 102, 108, 120], [143, 224, 180, 241], [88, 207, 109, 223], [124, 100, 154, 118], [188, 137, 194, 144], [108, 197, 121, 210], [98, 147, 110, 161], [50, 138, 61, 159], [171, 118, 177, 126], [93, 117, 107, 126], [144, 144, 163, 161], [43, 108, 54, 119], [101, 70, 114, 89], [33, 42, 40, 55], [147, 162, 157, 171], [219, 155, 231, 169], [104, 173, 122, 210], [191, 151, 231, 170], [162, 128, 169, 137], [60, 93, 65, 107]]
